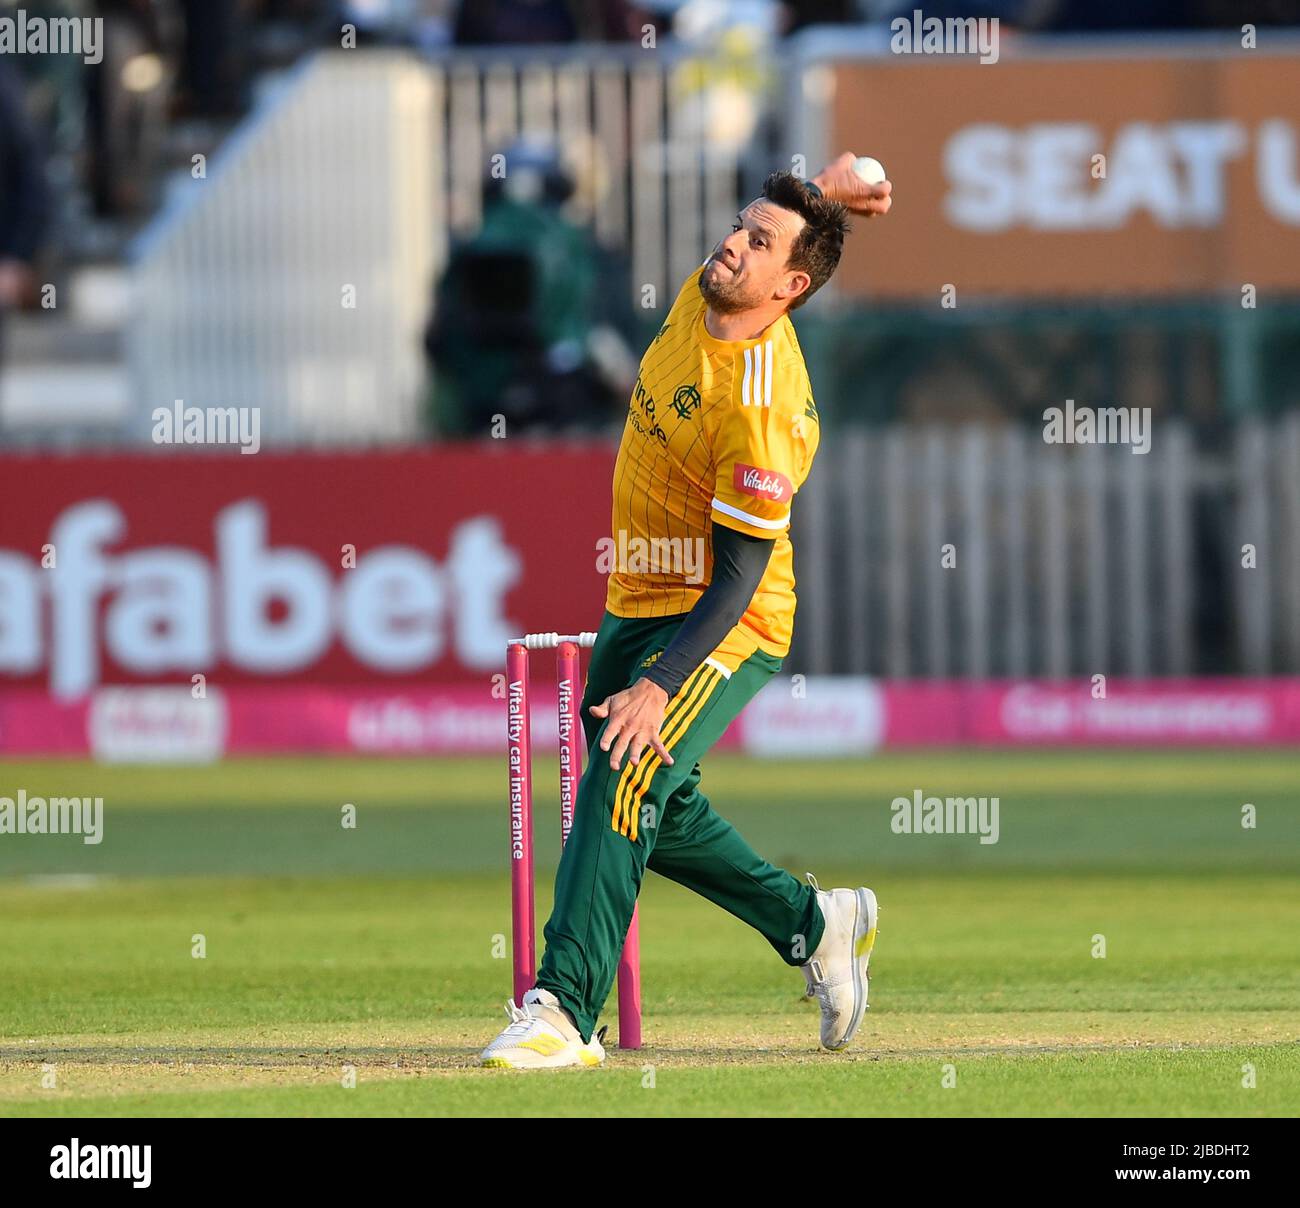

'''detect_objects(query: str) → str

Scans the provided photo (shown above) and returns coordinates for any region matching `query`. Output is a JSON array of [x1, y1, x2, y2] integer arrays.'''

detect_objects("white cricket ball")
[[852, 156, 887, 185]]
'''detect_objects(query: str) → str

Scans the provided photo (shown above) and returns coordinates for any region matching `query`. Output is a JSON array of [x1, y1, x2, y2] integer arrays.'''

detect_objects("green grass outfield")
[[0, 751, 1297, 1117]]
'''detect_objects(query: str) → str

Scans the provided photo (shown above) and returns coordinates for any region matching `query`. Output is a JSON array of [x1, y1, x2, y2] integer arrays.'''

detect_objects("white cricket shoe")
[[479, 987, 606, 1069], [801, 873, 879, 1051]]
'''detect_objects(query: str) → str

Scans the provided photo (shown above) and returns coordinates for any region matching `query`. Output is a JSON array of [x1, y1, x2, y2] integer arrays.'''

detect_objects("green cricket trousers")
[[536, 610, 826, 1041]]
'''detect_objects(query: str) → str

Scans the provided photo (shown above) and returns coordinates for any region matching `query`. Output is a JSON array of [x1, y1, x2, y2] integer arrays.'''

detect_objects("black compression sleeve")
[[640, 523, 775, 698]]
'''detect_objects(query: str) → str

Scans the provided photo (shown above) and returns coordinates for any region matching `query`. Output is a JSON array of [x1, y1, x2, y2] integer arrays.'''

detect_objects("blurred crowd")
[[3, 0, 1297, 420], [4, 0, 1295, 277]]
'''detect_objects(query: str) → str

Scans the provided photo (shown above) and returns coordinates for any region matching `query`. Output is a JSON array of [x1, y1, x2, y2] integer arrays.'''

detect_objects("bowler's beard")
[[698, 258, 759, 314]]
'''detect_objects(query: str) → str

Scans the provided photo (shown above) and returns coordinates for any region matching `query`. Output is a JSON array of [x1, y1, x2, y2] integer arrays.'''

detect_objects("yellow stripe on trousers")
[[618, 667, 715, 837], [610, 665, 713, 838], [613, 666, 723, 842], [625, 668, 722, 841]]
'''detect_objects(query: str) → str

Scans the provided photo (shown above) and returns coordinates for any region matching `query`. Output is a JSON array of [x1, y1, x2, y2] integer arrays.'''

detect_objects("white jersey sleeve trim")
[[711, 495, 789, 531]]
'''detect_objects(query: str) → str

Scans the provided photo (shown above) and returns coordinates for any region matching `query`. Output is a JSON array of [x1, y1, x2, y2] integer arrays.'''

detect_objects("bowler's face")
[[699, 199, 805, 315]]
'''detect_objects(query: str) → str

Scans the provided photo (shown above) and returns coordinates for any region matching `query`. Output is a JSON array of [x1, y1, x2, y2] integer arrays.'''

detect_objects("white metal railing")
[[129, 52, 439, 445], [129, 45, 749, 446], [788, 416, 1300, 677], [434, 42, 746, 310]]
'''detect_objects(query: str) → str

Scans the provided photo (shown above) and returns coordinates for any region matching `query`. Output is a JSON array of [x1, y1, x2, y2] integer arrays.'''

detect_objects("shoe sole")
[[480, 1049, 605, 1070], [828, 887, 878, 1051]]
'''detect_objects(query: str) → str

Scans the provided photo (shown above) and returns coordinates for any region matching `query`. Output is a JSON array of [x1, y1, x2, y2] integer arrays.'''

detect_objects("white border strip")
[[711, 495, 789, 531]]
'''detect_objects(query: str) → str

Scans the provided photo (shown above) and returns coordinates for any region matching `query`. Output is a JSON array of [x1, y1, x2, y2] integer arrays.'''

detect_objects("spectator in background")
[[87, 0, 170, 216], [904, 0, 1272, 31], [780, 0, 860, 34], [1030, 0, 1195, 29], [174, 0, 251, 118], [0, 64, 51, 330], [453, 0, 648, 44], [424, 140, 636, 435], [1192, 0, 1300, 25]]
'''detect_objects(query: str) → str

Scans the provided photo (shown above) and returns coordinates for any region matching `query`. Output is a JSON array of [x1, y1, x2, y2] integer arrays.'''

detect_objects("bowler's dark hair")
[[761, 172, 849, 308]]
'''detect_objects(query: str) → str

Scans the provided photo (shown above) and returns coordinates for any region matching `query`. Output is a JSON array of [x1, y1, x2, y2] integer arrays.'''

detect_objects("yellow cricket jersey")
[[605, 266, 820, 665]]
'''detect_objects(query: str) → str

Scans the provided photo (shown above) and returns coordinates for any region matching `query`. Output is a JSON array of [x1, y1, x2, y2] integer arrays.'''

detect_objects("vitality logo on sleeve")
[[733, 464, 793, 503]]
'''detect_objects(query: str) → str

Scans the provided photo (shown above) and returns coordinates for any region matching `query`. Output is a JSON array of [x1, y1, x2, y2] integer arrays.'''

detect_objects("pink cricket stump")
[[557, 639, 642, 1049], [557, 641, 580, 845], [617, 906, 642, 1049], [507, 640, 535, 1004], [510, 632, 643, 1049]]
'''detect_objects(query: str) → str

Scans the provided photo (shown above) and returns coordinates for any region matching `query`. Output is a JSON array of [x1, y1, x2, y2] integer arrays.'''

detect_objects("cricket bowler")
[[482, 155, 893, 1067]]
